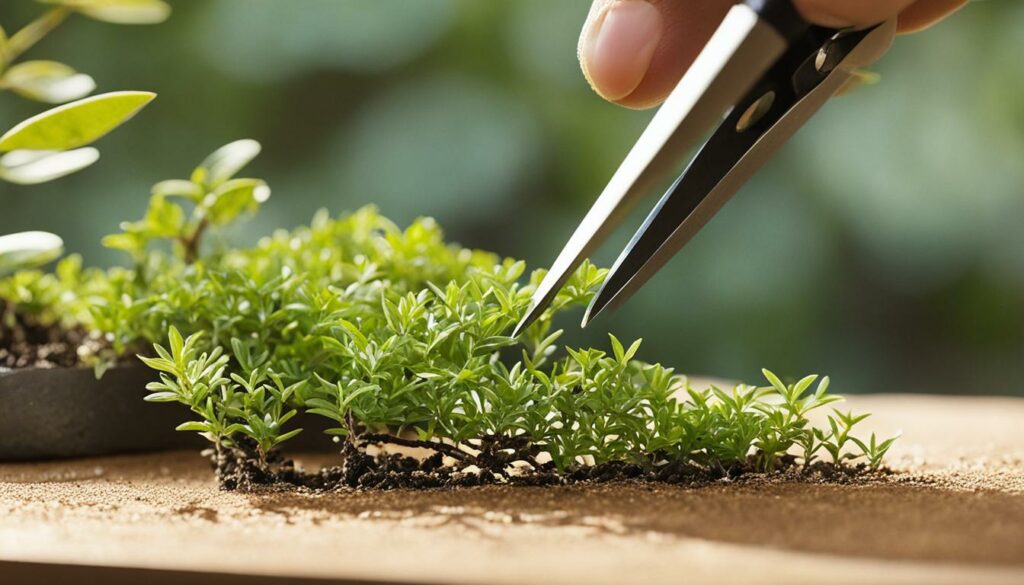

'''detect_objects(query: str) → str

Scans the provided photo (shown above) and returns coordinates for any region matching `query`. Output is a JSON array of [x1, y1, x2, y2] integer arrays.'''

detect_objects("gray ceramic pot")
[[0, 366, 200, 461], [0, 366, 337, 461]]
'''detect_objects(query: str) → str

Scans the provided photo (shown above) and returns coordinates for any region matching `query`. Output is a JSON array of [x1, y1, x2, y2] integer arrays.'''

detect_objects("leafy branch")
[[102, 140, 270, 267], [0, 0, 167, 185]]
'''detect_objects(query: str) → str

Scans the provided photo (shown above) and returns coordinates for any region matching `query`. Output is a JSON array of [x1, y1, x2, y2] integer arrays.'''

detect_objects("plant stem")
[[181, 218, 209, 264], [2, 8, 70, 70], [359, 433, 472, 462]]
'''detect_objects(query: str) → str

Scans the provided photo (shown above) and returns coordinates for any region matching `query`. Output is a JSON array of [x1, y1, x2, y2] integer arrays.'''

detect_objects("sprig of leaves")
[[0, 1, 166, 185], [102, 139, 269, 265]]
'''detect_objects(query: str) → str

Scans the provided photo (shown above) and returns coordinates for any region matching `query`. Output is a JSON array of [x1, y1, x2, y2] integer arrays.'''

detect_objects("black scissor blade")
[[584, 47, 862, 325], [512, 4, 790, 337]]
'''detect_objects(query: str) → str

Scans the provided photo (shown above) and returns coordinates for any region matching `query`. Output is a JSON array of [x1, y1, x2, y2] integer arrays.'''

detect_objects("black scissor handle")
[[744, 0, 811, 42]]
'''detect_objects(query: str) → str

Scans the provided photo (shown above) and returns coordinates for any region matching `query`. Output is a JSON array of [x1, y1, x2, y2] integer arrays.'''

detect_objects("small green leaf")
[[761, 369, 788, 395], [205, 178, 270, 225], [168, 326, 184, 360], [0, 147, 99, 184], [274, 428, 303, 445], [196, 139, 261, 188], [0, 231, 63, 274], [151, 179, 202, 200], [143, 194, 185, 237], [2, 60, 96, 104], [144, 391, 179, 403], [0, 91, 155, 151], [100, 231, 145, 253], [40, 0, 171, 24], [137, 355, 175, 373]]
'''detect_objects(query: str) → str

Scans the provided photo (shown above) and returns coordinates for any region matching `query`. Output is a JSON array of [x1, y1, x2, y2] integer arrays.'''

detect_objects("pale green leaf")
[[151, 179, 201, 200], [0, 147, 99, 184], [0, 231, 63, 274], [2, 60, 96, 104], [39, 0, 171, 24], [143, 194, 184, 237], [175, 421, 212, 432], [0, 91, 155, 151], [197, 139, 261, 187], [100, 231, 144, 253], [205, 178, 270, 225], [144, 392, 180, 403]]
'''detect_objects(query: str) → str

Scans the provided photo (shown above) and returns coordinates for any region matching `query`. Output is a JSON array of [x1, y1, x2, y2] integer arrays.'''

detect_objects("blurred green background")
[[2, 1, 1022, 395]]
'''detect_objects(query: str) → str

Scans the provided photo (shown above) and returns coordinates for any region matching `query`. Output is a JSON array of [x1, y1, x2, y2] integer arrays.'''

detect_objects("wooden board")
[[1, 394, 1023, 585]]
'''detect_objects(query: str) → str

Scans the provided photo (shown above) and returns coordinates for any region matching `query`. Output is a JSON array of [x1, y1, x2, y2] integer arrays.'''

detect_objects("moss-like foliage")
[[0, 142, 896, 483]]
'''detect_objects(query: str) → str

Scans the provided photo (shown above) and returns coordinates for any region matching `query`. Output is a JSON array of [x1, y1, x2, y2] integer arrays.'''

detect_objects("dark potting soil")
[[0, 300, 95, 369], [214, 437, 879, 493]]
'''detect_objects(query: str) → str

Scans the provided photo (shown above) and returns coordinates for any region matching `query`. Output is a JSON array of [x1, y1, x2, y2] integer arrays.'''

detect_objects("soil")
[[1, 393, 1022, 585], [0, 300, 98, 369], [215, 435, 874, 492]]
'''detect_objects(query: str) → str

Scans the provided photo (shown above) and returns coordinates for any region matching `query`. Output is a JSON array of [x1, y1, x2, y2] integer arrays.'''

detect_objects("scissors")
[[514, 0, 896, 336]]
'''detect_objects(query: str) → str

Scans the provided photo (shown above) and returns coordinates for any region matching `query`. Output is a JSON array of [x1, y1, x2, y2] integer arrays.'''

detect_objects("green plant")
[[0, 139, 898, 483], [0, 0, 166, 184], [101, 139, 269, 265], [852, 432, 900, 471]]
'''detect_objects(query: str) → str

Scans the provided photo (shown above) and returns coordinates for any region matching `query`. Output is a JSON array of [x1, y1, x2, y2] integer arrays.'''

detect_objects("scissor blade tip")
[[510, 320, 527, 338], [580, 310, 592, 329], [512, 303, 542, 337], [582, 290, 613, 329]]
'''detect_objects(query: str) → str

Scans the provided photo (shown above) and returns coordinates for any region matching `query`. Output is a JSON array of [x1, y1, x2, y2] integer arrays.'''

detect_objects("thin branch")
[[180, 218, 209, 264], [3, 8, 70, 68], [359, 433, 472, 462]]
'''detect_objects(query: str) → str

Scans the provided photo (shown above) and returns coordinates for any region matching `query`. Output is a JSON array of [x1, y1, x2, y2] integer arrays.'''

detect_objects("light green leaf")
[[196, 139, 261, 188], [205, 178, 270, 225], [143, 194, 184, 237], [0, 91, 155, 151], [100, 231, 145, 253], [0, 231, 63, 275], [144, 392, 180, 403], [151, 179, 201, 200], [2, 60, 96, 104], [0, 147, 99, 184], [175, 421, 213, 432], [39, 0, 171, 25]]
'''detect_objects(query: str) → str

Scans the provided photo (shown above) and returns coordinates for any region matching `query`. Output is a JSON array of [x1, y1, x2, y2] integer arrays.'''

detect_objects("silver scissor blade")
[[583, 66, 860, 325], [512, 4, 788, 337]]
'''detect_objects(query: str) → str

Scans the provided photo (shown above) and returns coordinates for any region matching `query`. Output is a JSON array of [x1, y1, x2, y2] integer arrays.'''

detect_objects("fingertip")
[[896, 0, 968, 33], [580, 0, 665, 103], [580, 0, 735, 109]]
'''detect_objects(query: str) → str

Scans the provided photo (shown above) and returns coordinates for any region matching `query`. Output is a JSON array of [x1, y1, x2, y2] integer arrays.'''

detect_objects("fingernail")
[[581, 1, 663, 102]]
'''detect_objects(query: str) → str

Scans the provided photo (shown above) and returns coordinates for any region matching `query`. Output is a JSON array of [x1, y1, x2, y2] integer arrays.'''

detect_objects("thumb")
[[579, 0, 965, 109]]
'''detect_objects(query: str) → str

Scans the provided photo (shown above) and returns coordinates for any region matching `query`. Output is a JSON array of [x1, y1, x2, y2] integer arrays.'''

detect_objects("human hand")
[[579, 0, 966, 109]]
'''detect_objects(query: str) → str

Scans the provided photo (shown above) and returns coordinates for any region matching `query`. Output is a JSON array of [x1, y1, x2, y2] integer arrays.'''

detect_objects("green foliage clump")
[[0, 140, 897, 479]]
